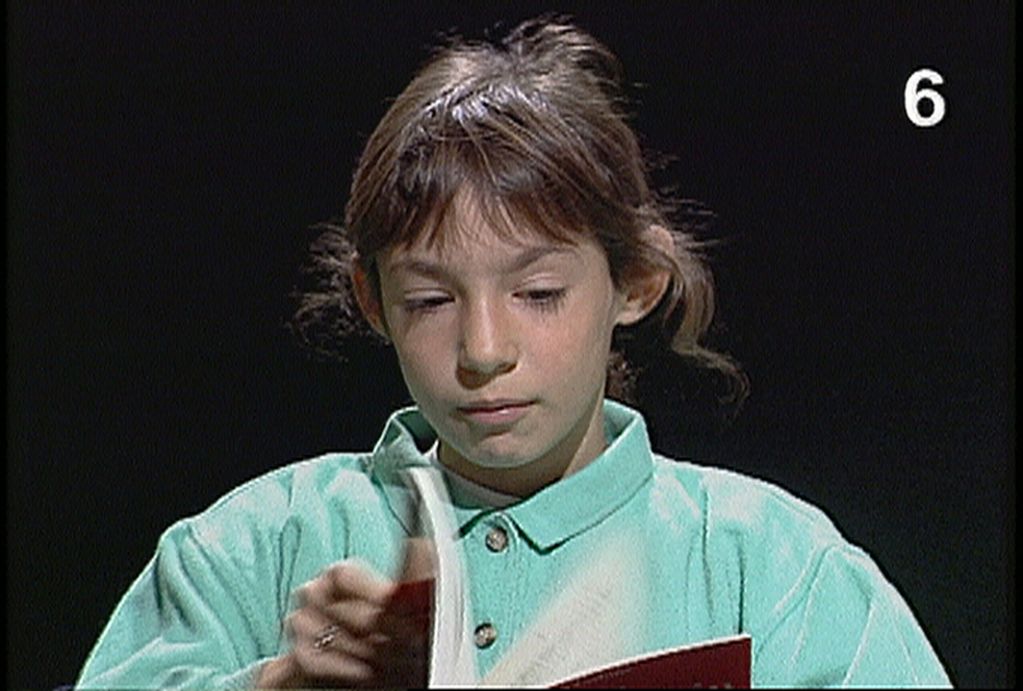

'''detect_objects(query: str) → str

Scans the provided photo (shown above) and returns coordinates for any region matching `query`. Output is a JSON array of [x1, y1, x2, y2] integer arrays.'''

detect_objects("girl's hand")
[[256, 538, 435, 688]]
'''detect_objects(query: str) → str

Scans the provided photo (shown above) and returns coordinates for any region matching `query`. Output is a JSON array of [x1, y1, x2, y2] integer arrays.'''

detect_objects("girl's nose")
[[457, 299, 518, 379]]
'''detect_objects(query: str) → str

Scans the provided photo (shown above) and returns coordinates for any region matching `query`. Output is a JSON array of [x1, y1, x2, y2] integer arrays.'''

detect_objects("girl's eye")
[[520, 288, 567, 313], [404, 295, 451, 313], [403, 289, 568, 314]]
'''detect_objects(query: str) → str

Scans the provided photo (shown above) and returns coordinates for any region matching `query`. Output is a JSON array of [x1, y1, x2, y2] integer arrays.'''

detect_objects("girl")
[[77, 16, 950, 688]]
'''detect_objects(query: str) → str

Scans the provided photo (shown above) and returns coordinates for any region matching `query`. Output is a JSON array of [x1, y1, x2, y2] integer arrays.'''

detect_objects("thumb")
[[400, 535, 436, 582], [389, 537, 436, 622]]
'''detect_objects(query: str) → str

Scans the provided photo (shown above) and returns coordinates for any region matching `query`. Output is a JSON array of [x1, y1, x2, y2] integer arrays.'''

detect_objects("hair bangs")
[[386, 126, 595, 254]]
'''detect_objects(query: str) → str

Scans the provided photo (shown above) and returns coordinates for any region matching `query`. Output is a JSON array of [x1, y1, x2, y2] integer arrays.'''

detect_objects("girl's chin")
[[457, 444, 538, 471], [441, 436, 541, 472]]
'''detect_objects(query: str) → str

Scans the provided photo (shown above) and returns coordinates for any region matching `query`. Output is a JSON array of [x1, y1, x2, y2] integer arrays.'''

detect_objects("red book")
[[387, 577, 435, 636], [550, 634, 752, 689], [391, 576, 752, 688]]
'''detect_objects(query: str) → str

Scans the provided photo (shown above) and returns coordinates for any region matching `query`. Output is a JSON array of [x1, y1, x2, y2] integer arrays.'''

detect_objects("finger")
[[291, 635, 376, 686], [309, 596, 425, 646], [297, 560, 394, 610], [288, 608, 380, 673], [319, 598, 390, 638], [287, 607, 426, 687], [325, 560, 396, 604], [388, 537, 435, 626]]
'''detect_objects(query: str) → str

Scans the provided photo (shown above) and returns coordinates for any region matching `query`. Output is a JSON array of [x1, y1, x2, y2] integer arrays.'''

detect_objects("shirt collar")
[[368, 400, 654, 550], [425, 442, 521, 509]]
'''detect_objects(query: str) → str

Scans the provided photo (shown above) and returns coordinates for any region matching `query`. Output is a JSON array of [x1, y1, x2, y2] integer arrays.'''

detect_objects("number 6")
[[905, 68, 946, 127]]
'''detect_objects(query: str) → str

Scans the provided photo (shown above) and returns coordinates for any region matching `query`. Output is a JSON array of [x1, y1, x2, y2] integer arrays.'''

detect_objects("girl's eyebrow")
[[389, 245, 577, 279]]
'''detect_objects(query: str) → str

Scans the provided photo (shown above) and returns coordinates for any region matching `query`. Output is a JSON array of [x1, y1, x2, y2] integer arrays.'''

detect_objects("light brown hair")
[[291, 15, 747, 406]]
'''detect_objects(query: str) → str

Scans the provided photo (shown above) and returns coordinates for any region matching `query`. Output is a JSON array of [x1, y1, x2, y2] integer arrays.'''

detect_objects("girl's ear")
[[614, 225, 674, 326], [350, 260, 390, 339]]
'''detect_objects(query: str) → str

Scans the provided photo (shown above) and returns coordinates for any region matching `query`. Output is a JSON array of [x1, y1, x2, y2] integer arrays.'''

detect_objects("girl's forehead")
[[378, 197, 607, 277], [391, 187, 586, 259], [383, 224, 583, 270]]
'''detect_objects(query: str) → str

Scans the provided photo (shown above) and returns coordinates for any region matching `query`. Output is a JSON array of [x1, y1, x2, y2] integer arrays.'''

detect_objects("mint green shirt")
[[77, 401, 951, 688]]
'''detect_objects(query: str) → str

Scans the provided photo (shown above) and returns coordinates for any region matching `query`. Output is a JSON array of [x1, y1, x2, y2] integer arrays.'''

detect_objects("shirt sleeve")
[[751, 544, 952, 687], [75, 518, 283, 689]]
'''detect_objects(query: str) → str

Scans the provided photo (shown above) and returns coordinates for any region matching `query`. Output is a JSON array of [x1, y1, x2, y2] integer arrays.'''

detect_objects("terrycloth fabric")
[[77, 401, 951, 688]]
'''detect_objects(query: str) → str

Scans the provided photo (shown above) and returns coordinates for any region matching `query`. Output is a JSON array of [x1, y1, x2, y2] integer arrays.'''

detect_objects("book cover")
[[549, 634, 751, 689]]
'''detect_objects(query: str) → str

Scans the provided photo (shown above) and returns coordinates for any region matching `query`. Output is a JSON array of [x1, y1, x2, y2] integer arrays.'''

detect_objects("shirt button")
[[474, 622, 498, 649], [485, 525, 509, 552]]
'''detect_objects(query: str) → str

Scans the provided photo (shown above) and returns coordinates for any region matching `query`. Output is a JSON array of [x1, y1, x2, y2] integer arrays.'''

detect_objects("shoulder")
[[201, 452, 373, 522], [648, 454, 847, 551], [645, 453, 873, 610], [160, 452, 381, 561], [646, 455, 906, 634]]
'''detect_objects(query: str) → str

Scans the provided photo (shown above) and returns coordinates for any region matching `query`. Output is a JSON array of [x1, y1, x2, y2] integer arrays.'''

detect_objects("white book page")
[[402, 466, 479, 687]]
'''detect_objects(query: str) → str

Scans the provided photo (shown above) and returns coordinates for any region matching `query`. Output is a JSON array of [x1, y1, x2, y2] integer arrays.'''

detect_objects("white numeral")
[[905, 68, 946, 127]]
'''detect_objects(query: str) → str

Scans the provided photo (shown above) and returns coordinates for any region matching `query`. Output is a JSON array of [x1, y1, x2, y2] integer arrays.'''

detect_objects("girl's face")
[[358, 192, 661, 495]]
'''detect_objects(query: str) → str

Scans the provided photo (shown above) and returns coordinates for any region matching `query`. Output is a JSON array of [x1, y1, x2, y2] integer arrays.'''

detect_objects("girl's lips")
[[457, 401, 534, 426]]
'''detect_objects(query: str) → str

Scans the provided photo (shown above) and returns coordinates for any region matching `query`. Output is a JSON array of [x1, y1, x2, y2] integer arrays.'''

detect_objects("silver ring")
[[312, 623, 341, 651]]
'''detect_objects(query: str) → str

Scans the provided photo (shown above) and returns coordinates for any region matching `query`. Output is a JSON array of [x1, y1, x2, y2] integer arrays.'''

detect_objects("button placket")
[[466, 513, 520, 660]]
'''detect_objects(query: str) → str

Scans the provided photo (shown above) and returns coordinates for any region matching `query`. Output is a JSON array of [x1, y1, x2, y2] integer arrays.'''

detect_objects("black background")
[[8, 2, 1013, 688]]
